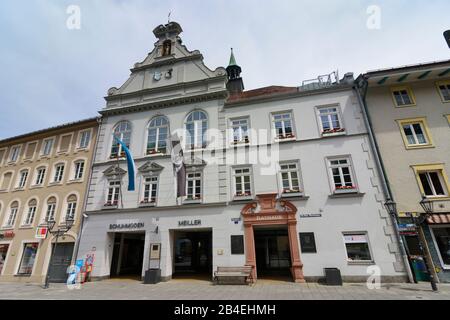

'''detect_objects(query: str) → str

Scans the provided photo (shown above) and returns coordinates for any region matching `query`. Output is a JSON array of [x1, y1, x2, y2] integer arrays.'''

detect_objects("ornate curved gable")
[[138, 161, 164, 175]]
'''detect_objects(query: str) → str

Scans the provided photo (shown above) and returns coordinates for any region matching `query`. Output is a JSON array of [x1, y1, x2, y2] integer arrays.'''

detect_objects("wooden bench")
[[214, 266, 253, 285]]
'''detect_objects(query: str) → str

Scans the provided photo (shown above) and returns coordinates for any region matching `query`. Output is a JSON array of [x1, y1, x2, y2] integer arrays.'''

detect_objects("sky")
[[0, 0, 449, 139]]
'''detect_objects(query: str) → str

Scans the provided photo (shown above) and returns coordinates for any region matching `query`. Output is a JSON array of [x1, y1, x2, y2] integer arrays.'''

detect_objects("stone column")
[[244, 223, 257, 282], [287, 219, 305, 283]]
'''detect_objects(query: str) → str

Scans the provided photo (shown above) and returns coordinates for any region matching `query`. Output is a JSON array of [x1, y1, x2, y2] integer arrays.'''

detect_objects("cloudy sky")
[[0, 0, 449, 139]]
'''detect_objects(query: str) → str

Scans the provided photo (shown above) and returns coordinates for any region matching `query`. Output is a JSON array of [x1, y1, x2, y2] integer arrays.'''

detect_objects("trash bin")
[[324, 268, 342, 286], [144, 269, 161, 284]]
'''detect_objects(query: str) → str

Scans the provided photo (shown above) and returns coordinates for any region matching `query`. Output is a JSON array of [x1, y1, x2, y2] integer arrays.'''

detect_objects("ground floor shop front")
[[77, 194, 406, 283]]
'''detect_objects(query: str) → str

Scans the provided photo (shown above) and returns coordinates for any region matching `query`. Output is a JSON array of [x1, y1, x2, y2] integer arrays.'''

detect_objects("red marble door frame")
[[241, 193, 305, 283]]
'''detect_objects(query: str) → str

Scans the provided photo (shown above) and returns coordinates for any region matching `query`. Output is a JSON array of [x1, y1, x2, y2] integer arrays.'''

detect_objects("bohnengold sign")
[[109, 222, 145, 230]]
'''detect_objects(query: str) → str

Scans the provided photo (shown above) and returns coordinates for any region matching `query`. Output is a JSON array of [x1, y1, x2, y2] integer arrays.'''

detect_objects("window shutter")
[[59, 135, 72, 152], [1, 172, 12, 190], [25, 142, 37, 159], [0, 149, 5, 164]]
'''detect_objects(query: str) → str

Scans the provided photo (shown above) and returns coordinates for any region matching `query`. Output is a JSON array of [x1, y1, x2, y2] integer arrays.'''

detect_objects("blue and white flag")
[[113, 135, 136, 191]]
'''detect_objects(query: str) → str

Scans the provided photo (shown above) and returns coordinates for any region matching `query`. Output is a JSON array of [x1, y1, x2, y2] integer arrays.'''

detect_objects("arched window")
[[23, 199, 37, 226], [185, 111, 208, 149], [4, 201, 19, 228], [45, 197, 57, 222], [147, 116, 169, 155], [162, 40, 172, 56], [65, 195, 77, 221], [111, 121, 131, 158]]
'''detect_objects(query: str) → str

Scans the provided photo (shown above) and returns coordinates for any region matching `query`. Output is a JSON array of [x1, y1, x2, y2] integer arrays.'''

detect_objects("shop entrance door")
[[110, 232, 145, 280], [48, 243, 74, 283], [174, 230, 212, 277], [254, 227, 291, 278], [0, 244, 10, 274]]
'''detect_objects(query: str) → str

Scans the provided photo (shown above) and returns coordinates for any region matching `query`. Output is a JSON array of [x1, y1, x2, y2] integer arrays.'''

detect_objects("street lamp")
[[384, 199, 397, 216], [43, 215, 75, 289], [413, 196, 438, 292]]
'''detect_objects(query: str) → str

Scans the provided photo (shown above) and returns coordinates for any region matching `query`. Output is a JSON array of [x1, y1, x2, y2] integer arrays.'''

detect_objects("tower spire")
[[226, 48, 244, 94]]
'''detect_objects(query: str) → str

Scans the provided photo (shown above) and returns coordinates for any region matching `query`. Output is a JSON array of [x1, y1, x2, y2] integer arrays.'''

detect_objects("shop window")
[[343, 233, 372, 262], [431, 227, 450, 267], [17, 243, 39, 275], [230, 235, 245, 255], [299, 232, 317, 253], [0, 244, 9, 274]]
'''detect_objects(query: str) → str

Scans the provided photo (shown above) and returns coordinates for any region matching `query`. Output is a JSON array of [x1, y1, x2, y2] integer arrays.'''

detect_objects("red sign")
[[35, 227, 48, 239], [0, 231, 15, 239]]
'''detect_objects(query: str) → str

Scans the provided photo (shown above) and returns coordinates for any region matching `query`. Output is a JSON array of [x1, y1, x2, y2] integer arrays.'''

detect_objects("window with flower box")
[[233, 167, 252, 199], [230, 118, 250, 145], [279, 163, 302, 195], [272, 112, 295, 140], [186, 172, 202, 201], [317, 106, 345, 135], [111, 121, 131, 158], [328, 157, 357, 193], [147, 116, 169, 155], [105, 181, 121, 207], [141, 176, 158, 205]]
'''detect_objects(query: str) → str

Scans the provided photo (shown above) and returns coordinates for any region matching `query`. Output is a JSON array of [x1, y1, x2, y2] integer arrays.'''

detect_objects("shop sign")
[[35, 227, 48, 239], [0, 231, 15, 239], [109, 222, 145, 230], [299, 213, 322, 218], [178, 220, 201, 226], [256, 215, 283, 221]]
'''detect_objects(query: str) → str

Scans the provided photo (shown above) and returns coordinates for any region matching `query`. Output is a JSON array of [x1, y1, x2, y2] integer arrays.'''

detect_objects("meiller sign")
[[109, 222, 145, 230]]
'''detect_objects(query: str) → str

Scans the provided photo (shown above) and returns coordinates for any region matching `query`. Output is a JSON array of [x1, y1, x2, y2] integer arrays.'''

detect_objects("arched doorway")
[[241, 193, 305, 283]]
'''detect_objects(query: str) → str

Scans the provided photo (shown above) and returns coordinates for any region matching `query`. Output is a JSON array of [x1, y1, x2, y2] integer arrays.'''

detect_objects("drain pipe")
[[72, 116, 103, 265], [353, 77, 415, 283]]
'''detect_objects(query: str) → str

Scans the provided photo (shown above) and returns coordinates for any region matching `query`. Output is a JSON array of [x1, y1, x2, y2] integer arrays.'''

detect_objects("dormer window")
[[162, 40, 172, 56]]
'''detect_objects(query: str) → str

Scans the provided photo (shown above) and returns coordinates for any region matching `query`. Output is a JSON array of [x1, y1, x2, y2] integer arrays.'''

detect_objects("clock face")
[[153, 71, 162, 81]]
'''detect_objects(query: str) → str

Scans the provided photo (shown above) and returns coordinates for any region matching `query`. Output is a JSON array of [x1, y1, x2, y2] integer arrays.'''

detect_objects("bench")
[[214, 266, 253, 285]]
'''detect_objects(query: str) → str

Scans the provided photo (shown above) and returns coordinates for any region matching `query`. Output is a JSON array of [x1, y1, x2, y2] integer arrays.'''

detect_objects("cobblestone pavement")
[[0, 279, 449, 300]]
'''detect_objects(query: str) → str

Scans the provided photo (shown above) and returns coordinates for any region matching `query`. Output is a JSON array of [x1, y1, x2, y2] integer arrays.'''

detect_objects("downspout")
[[72, 116, 103, 264], [353, 77, 415, 283]]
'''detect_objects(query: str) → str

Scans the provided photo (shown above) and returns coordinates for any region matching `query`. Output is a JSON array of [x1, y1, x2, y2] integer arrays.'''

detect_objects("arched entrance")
[[241, 193, 305, 283]]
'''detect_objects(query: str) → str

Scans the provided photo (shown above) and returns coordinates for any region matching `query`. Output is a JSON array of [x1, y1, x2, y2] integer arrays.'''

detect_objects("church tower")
[[226, 48, 244, 94]]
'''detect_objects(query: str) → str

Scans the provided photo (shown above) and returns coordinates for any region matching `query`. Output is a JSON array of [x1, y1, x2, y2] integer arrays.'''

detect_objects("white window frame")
[[271, 111, 295, 141], [232, 166, 253, 199], [16, 241, 39, 276], [402, 122, 429, 146], [77, 129, 92, 149], [316, 105, 345, 135], [73, 160, 85, 180], [111, 121, 132, 158], [65, 201, 77, 221], [9, 145, 22, 163], [418, 170, 448, 198], [146, 116, 170, 155], [279, 161, 303, 196], [44, 201, 57, 223], [342, 232, 374, 263], [185, 171, 203, 202], [52, 163, 65, 183], [105, 180, 121, 207], [327, 156, 358, 194], [3, 205, 19, 229], [185, 110, 208, 150], [141, 176, 159, 205], [16, 169, 29, 189], [429, 225, 450, 270], [230, 117, 250, 145], [22, 201, 37, 226], [34, 167, 46, 186], [41, 137, 55, 157]]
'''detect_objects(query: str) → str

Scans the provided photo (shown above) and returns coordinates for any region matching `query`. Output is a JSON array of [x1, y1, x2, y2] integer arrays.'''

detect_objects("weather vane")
[[168, 11, 171, 24]]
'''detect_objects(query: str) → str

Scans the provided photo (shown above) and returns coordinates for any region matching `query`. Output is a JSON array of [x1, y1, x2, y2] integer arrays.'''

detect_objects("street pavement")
[[0, 278, 449, 300]]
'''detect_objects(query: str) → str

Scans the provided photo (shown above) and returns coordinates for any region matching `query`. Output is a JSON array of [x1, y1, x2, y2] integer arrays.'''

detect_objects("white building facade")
[[76, 22, 407, 283]]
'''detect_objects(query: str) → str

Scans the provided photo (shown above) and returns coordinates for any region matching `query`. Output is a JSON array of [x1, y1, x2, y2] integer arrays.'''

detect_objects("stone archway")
[[241, 193, 305, 283]]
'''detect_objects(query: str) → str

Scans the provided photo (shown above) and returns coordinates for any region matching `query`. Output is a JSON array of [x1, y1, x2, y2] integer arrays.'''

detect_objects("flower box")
[[235, 192, 252, 197], [104, 200, 119, 207], [322, 128, 345, 135], [110, 151, 126, 159], [283, 188, 301, 194], [147, 149, 166, 155], [140, 199, 156, 204], [277, 133, 295, 140], [334, 185, 357, 194], [185, 196, 201, 201]]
